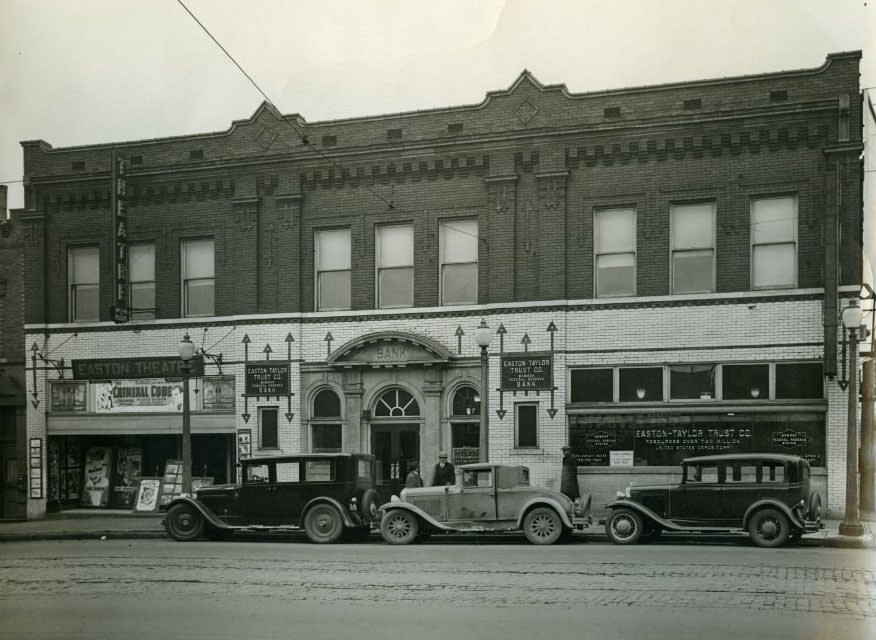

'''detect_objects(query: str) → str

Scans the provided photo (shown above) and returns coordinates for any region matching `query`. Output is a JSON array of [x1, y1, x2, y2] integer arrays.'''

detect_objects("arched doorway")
[[370, 387, 421, 500]]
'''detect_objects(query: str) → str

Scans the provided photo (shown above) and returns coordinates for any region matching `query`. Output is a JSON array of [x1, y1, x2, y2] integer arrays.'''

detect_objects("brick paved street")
[[1, 537, 873, 638]]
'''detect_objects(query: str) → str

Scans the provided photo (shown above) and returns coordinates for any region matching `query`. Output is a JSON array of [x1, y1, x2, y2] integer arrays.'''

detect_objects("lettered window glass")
[[515, 403, 538, 448], [376, 224, 414, 308], [181, 238, 214, 317], [671, 202, 715, 293], [440, 220, 478, 305], [315, 228, 351, 311], [595, 208, 636, 297], [69, 246, 100, 322], [751, 196, 797, 289], [259, 408, 278, 449], [276, 462, 300, 483], [129, 243, 155, 320]]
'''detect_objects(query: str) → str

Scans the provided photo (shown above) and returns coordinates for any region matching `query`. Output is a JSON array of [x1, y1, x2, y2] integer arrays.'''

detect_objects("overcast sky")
[[2, 0, 875, 260]]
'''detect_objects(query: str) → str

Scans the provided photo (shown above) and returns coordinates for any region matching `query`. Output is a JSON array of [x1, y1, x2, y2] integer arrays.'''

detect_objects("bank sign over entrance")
[[500, 354, 553, 390]]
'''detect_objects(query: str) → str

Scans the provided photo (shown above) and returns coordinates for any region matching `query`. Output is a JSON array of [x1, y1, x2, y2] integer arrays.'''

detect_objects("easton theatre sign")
[[72, 357, 205, 380]]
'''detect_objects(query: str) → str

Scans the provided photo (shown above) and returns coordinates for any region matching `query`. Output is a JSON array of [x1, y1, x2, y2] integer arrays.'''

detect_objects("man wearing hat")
[[431, 452, 456, 486], [560, 445, 580, 500]]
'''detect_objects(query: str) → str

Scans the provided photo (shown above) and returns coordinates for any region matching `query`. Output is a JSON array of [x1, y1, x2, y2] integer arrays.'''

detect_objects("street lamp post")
[[840, 301, 865, 536], [178, 333, 196, 496], [475, 319, 493, 463]]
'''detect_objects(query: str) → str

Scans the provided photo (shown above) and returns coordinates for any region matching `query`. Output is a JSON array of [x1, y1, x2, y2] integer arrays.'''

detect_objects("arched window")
[[452, 385, 480, 416], [311, 388, 342, 452], [449, 385, 480, 463], [313, 388, 341, 418], [373, 388, 420, 417]]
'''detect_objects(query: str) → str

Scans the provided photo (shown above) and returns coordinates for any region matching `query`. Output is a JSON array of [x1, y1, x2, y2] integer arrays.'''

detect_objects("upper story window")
[[68, 246, 99, 322], [671, 202, 715, 294], [129, 243, 155, 320], [181, 238, 214, 317], [751, 196, 797, 289], [315, 228, 351, 311], [595, 208, 636, 297], [440, 220, 478, 305], [376, 224, 413, 308]]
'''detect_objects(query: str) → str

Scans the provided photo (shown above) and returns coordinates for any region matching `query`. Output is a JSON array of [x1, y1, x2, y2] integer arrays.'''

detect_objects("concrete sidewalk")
[[0, 510, 873, 548]]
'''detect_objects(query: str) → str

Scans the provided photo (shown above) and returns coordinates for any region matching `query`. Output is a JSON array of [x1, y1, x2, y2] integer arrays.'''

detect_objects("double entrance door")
[[371, 424, 419, 502]]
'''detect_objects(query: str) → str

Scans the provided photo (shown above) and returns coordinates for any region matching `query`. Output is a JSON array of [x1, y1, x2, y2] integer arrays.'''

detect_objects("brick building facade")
[[12, 52, 864, 518]]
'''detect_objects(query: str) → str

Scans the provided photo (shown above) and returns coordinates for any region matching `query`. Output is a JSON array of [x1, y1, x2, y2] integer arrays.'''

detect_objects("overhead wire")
[[175, 0, 396, 211]]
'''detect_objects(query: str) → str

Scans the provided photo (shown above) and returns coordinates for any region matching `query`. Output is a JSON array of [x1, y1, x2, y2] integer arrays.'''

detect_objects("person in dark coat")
[[560, 445, 580, 500], [405, 461, 423, 488], [431, 452, 456, 486]]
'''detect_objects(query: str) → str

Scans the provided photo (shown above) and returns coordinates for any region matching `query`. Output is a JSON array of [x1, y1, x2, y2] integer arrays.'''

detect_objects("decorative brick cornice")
[[301, 155, 489, 190]]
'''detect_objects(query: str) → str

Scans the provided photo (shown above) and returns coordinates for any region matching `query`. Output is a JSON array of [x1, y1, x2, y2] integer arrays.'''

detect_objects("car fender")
[[379, 502, 455, 531], [165, 496, 230, 530], [742, 499, 804, 530], [604, 499, 685, 531], [515, 497, 574, 529], [302, 496, 358, 528]]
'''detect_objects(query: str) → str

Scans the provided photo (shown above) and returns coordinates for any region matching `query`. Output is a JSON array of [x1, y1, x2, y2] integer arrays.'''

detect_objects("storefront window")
[[775, 362, 823, 399], [313, 389, 341, 417], [452, 386, 479, 416], [722, 364, 769, 400], [570, 369, 613, 402], [619, 367, 662, 402], [669, 364, 716, 400], [312, 425, 342, 452]]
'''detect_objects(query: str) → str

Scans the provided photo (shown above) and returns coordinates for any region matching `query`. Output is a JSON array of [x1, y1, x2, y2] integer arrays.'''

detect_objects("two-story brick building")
[[12, 51, 865, 518]]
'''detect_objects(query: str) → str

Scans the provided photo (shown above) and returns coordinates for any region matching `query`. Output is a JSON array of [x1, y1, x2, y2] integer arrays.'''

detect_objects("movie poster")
[[81, 446, 112, 507], [112, 447, 142, 508]]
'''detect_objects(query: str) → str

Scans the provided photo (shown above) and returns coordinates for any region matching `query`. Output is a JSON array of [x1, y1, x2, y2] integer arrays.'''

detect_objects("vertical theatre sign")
[[112, 156, 128, 323]]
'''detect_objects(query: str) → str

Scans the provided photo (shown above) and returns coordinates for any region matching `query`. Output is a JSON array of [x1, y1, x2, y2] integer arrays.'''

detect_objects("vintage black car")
[[163, 453, 379, 543], [379, 463, 592, 545], [604, 454, 823, 547]]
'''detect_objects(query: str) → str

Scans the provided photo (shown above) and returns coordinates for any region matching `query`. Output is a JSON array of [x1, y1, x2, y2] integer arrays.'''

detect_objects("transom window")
[[594, 208, 636, 297], [440, 220, 478, 305], [376, 224, 413, 308], [315, 228, 351, 311], [374, 388, 420, 417], [671, 202, 715, 294]]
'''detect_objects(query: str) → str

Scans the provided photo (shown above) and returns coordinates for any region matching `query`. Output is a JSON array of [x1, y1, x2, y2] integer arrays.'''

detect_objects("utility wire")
[[175, 0, 395, 210]]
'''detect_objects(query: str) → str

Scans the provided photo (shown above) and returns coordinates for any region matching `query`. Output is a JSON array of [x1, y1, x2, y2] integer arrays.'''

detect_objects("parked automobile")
[[604, 453, 823, 547], [163, 453, 379, 543], [378, 463, 592, 545]]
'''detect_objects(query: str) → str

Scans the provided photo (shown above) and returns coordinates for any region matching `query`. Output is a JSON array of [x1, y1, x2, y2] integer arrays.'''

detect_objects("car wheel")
[[605, 508, 643, 545], [303, 504, 344, 544], [360, 489, 380, 523], [523, 507, 563, 545], [164, 504, 205, 541], [808, 493, 823, 521], [380, 509, 419, 545], [748, 508, 790, 548]]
